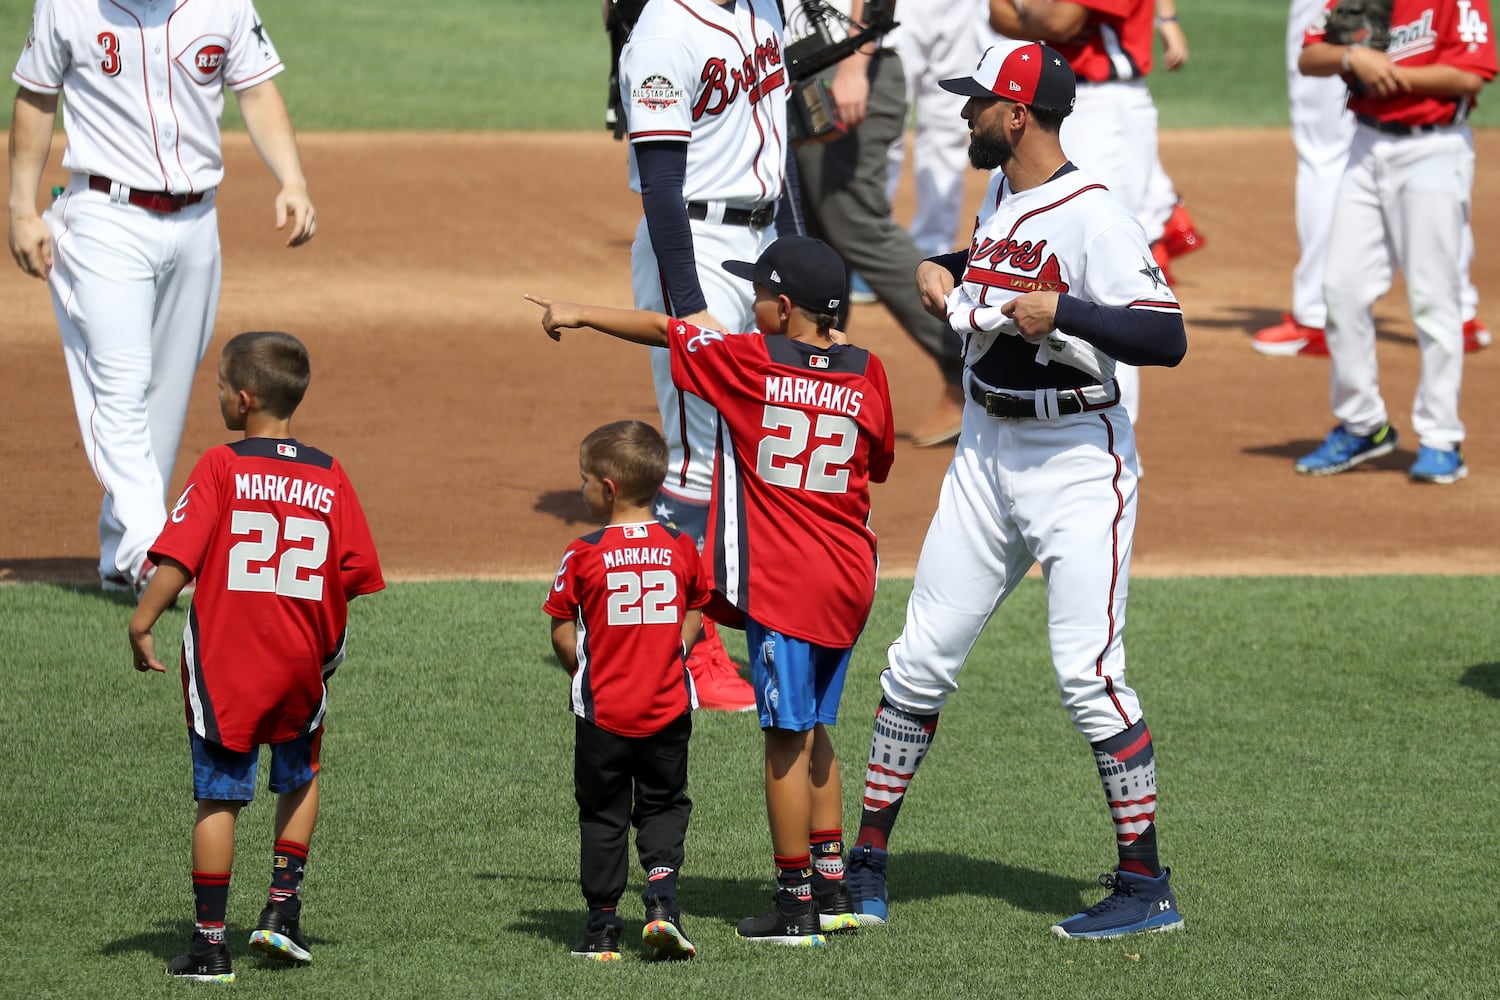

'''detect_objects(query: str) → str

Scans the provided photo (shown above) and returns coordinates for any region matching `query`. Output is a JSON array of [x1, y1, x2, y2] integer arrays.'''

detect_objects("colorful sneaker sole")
[[642, 920, 696, 959], [818, 911, 860, 933], [736, 931, 828, 947], [249, 929, 311, 964]]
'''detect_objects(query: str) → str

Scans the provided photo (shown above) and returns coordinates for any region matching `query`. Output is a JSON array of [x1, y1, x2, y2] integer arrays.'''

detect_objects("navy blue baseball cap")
[[939, 40, 1076, 113], [724, 236, 845, 314]]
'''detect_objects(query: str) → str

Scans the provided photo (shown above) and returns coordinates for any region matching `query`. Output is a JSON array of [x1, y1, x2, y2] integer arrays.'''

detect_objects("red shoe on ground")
[[1464, 318, 1492, 353], [1252, 313, 1327, 357], [1159, 201, 1207, 259], [1149, 239, 1176, 287], [688, 620, 756, 712]]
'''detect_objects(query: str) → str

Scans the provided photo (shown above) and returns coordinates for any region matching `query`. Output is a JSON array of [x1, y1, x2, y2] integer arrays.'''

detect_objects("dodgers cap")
[[939, 40, 1076, 113], [724, 235, 845, 314]]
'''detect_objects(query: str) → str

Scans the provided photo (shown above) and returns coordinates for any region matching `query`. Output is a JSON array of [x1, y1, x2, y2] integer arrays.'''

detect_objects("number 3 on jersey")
[[228, 510, 330, 600], [758, 405, 857, 493]]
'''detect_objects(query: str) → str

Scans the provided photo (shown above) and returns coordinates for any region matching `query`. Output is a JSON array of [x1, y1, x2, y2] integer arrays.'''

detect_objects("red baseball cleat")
[[688, 621, 756, 712], [1149, 239, 1176, 287], [1158, 201, 1206, 259], [1252, 313, 1327, 357], [1464, 318, 1492, 353]]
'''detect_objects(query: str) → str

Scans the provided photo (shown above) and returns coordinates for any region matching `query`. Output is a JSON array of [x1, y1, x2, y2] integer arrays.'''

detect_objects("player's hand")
[[679, 309, 729, 335], [128, 629, 166, 673], [275, 185, 317, 247], [8, 214, 53, 279], [1158, 21, 1189, 70], [1001, 291, 1060, 343], [1347, 48, 1410, 99], [830, 58, 871, 128], [916, 260, 956, 320], [524, 292, 587, 340]]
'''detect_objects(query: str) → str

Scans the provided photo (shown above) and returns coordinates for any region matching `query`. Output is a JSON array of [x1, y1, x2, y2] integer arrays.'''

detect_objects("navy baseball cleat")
[[642, 896, 696, 960], [811, 877, 860, 933], [845, 842, 889, 926], [249, 903, 311, 964], [166, 936, 235, 983], [571, 920, 623, 961], [736, 893, 827, 947], [1050, 867, 1185, 940], [1295, 423, 1398, 476]]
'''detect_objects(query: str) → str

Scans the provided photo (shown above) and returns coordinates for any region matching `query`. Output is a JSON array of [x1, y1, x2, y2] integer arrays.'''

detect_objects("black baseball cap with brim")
[[724, 235, 845, 315], [939, 39, 1076, 113]]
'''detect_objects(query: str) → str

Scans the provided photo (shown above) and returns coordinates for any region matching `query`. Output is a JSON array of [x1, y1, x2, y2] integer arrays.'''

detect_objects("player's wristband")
[[1340, 45, 1353, 72], [1155, 14, 1178, 25]]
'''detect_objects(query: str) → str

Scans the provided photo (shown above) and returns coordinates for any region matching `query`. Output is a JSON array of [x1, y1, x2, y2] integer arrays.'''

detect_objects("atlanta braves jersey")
[[149, 438, 384, 752], [620, 0, 789, 205], [544, 521, 710, 738], [1050, 0, 1153, 82], [950, 165, 1182, 390], [667, 325, 895, 649], [13, 0, 283, 193], [1306, 0, 1497, 126]]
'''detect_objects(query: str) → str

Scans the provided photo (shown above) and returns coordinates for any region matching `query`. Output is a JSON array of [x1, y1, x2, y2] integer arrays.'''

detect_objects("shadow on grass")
[[892, 851, 1089, 915], [99, 917, 337, 965], [1460, 662, 1500, 700]]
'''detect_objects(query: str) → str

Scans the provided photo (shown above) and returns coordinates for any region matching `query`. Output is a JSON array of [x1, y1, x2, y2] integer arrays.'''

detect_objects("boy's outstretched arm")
[[524, 293, 674, 347], [128, 557, 193, 673]]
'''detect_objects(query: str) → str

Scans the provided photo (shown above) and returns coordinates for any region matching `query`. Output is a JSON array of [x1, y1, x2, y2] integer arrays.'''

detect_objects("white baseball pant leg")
[[632, 213, 774, 500], [1140, 156, 1179, 246], [1324, 127, 1470, 448], [886, 0, 985, 257], [881, 397, 1143, 742], [46, 183, 220, 583]]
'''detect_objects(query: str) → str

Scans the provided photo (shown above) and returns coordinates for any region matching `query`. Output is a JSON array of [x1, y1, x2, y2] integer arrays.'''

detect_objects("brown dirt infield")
[[3, 129, 1498, 585]]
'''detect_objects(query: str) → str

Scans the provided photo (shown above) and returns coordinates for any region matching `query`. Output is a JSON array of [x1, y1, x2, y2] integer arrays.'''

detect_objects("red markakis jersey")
[[150, 438, 384, 752], [1053, 0, 1154, 82], [669, 324, 896, 648], [544, 521, 711, 738]]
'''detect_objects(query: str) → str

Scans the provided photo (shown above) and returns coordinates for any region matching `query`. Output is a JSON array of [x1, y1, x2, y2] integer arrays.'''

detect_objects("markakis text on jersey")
[[764, 375, 865, 417], [234, 474, 336, 514]]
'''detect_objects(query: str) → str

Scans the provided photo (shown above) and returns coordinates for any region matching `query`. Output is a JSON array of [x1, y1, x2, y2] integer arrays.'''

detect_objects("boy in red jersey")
[[527, 234, 897, 948], [544, 420, 711, 962], [129, 331, 384, 982]]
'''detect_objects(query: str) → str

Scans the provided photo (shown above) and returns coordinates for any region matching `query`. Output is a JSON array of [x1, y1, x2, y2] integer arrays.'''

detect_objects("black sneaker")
[[641, 895, 696, 959], [735, 894, 827, 947], [811, 878, 859, 933], [249, 903, 312, 964], [571, 921, 623, 961], [166, 937, 235, 983]]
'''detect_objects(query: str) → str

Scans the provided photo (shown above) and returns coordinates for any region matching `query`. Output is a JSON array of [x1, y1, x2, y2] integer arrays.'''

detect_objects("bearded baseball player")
[[1292, 0, 1495, 482], [1254, 0, 1491, 358], [617, 0, 790, 710], [839, 41, 1188, 939], [8, 0, 316, 600]]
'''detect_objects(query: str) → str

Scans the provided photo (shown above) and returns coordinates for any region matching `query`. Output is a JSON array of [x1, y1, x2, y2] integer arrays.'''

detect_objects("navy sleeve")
[[1053, 295, 1187, 367], [927, 250, 968, 284], [636, 141, 707, 317]]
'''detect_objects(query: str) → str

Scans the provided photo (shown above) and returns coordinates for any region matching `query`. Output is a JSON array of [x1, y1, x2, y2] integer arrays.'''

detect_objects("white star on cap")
[[1053, 58, 1062, 65], [1022, 53, 1031, 60]]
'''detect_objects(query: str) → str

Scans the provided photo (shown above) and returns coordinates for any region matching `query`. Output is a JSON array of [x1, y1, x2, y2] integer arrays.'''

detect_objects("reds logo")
[[175, 35, 231, 86]]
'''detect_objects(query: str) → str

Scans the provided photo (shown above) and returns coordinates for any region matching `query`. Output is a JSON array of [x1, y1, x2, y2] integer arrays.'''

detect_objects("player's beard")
[[968, 126, 1014, 170]]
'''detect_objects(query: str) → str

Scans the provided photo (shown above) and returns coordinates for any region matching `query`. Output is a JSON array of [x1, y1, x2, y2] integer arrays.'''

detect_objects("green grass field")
[[2, 577, 1498, 997]]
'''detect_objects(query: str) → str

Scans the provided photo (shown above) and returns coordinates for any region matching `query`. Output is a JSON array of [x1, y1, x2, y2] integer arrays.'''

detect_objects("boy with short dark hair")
[[527, 234, 896, 948], [129, 330, 384, 982], [545, 419, 711, 961]]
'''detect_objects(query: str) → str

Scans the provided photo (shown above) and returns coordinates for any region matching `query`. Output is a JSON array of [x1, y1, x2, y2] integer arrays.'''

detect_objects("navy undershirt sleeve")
[[636, 140, 707, 317], [927, 250, 969, 284], [1053, 295, 1187, 367]]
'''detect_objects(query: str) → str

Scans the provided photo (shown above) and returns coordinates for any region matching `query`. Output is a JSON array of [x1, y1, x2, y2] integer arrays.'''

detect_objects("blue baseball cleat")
[[846, 842, 889, 926], [1295, 423, 1398, 476], [1051, 867, 1185, 940]]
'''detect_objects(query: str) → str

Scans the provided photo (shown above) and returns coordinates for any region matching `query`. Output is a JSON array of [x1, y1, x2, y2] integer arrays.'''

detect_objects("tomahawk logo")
[[170, 484, 196, 524], [1458, 1, 1490, 45], [552, 549, 577, 592], [684, 327, 725, 353]]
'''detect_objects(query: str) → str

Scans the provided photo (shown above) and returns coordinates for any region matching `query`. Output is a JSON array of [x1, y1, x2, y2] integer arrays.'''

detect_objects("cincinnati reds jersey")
[[13, 0, 283, 193], [149, 438, 384, 752], [668, 325, 895, 648], [951, 165, 1181, 390], [1306, 0, 1497, 126], [1050, 0, 1153, 82], [620, 0, 788, 205], [544, 521, 711, 738]]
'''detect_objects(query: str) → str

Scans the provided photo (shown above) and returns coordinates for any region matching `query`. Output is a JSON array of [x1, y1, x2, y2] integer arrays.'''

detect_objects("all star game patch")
[[632, 74, 686, 112]]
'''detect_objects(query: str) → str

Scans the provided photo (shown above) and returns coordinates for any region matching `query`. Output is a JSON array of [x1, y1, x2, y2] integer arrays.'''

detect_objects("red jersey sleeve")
[[333, 460, 384, 599], [151, 446, 232, 577], [542, 541, 585, 621]]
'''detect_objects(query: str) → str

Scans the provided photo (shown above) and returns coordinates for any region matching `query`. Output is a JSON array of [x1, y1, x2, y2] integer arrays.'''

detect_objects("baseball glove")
[[1322, 0, 1394, 50]]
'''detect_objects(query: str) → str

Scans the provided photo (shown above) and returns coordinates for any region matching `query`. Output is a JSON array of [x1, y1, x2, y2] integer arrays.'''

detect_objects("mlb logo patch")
[[809, 355, 830, 369], [277, 443, 298, 458], [624, 524, 648, 538]]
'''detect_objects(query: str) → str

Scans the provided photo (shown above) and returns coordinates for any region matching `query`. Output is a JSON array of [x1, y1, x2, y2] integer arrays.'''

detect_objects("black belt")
[[687, 201, 775, 229], [968, 381, 1102, 419], [1355, 114, 1447, 136], [88, 175, 206, 213]]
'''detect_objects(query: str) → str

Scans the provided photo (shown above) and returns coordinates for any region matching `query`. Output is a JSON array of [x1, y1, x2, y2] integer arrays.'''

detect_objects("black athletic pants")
[[574, 712, 692, 910]]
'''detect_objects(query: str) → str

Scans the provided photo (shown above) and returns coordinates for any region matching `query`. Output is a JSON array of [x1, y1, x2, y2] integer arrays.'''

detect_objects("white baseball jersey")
[[13, 0, 282, 194], [620, 0, 789, 205], [948, 165, 1179, 388]]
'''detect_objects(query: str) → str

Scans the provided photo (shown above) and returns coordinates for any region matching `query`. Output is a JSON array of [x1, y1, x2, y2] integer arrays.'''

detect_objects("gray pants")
[[795, 50, 963, 385]]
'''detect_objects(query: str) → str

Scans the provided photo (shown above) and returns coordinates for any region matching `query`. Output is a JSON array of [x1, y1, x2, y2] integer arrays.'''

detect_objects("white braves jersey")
[[949, 165, 1180, 384], [620, 0, 788, 205], [13, 0, 283, 194]]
